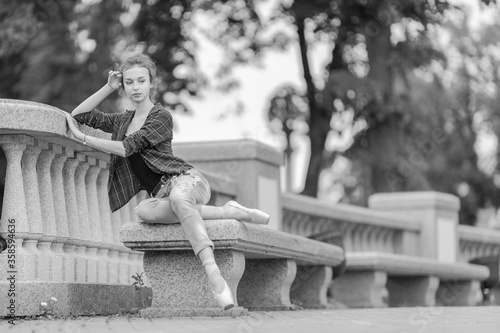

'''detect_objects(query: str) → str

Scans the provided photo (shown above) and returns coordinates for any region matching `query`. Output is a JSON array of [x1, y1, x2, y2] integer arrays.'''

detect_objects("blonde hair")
[[118, 54, 160, 102]]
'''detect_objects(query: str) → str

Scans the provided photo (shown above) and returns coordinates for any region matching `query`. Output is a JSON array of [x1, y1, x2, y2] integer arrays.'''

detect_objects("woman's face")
[[122, 65, 152, 103]]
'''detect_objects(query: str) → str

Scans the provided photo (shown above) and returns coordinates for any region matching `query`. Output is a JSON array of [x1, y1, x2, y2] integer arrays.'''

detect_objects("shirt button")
[[161, 185, 164, 188]]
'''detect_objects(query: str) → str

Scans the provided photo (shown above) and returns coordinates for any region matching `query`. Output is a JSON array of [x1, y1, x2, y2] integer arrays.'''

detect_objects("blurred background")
[[2, 0, 500, 228]]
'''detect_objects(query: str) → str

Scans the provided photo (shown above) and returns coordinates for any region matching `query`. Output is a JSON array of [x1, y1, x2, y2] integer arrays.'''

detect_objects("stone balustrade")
[[282, 192, 421, 256], [458, 225, 500, 262], [0, 99, 152, 316]]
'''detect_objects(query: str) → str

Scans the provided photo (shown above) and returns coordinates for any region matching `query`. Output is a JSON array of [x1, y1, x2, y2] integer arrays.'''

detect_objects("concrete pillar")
[[369, 191, 460, 262], [174, 139, 284, 230]]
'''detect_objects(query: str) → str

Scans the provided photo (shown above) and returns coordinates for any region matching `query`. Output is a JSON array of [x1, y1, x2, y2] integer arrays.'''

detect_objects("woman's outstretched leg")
[[136, 198, 269, 225]]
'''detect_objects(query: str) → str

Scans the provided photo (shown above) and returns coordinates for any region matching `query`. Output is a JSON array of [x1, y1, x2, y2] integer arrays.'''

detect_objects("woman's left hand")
[[64, 112, 84, 141]]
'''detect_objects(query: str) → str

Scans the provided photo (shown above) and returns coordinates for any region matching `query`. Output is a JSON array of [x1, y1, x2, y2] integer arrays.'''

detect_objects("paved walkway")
[[2, 306, 499, 333]]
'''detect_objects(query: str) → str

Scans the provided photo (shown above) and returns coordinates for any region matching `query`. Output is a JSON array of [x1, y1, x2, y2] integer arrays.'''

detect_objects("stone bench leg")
[[290, 265, 333, 308], [140, 249, 247, 317], [332, 271, 388, 308], [237, 258, 296, 310], [436, 280, 482, 306], [387, 276, 439, 306]]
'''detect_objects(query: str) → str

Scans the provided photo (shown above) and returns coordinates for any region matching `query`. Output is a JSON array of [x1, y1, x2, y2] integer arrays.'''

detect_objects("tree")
[[0, 0, 128, 111]]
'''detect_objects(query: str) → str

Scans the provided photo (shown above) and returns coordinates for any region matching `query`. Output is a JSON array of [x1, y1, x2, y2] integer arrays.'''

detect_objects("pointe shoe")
[[211, 278, 235, 311], [224, 201, 270, 225], [204, 259, 235, 310]]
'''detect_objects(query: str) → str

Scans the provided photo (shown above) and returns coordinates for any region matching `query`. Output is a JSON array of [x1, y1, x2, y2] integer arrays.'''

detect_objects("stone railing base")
[[0, 282, 152, 317]]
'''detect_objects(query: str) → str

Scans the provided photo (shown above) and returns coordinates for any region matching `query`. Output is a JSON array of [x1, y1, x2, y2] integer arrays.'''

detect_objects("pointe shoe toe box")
[[227, 201, 270, 225]]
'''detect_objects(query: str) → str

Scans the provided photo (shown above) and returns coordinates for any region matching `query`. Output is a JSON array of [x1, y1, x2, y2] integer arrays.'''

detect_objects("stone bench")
[[332, 252, 490, 308], [121, 219, 345, 317]]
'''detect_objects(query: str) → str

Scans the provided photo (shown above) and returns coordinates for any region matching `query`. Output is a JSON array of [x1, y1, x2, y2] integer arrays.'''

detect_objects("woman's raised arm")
[[71, 70, 122, 117]]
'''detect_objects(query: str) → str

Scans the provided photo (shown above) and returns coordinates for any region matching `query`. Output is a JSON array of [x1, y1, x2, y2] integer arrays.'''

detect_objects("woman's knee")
[[135, 198, 178, 223]]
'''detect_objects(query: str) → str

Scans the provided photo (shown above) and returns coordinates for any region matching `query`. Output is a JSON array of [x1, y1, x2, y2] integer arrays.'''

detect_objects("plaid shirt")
[[74, 103, 193, 212]]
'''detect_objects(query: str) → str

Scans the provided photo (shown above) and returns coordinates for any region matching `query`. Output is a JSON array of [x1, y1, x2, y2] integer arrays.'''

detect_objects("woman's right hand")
[[107, 70, 122, 90]]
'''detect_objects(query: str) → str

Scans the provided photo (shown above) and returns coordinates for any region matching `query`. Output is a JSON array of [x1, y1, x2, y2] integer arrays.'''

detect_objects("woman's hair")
[[118, 53, 160, 102]]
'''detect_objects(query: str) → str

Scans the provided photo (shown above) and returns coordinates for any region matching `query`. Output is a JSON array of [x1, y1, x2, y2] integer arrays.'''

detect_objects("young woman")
[[65, 54, 269, 310]]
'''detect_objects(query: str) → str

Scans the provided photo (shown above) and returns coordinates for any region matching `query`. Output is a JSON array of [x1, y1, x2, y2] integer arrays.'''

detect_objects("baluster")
[[37, 146, 58, 238], [0, 137, 30, 237], [74, 153, 91, 243], [50, 144, 69, 283], [352, 224, 364, 252], [118, 251, 130, 284], [372, 227, 384, 252], [383, 229, 395, 254], [62, 149, 80, 282], [111, 211, 122, 246], [22, 143, 43, 238], [51, 144, 69, 239], [96, 160, 113, 245], [360, 225, 373, 251], [20, 142, 44, 281], [343, 223, 355, 252], [85, 157, 101, 283], [62, 149, 80, 241], [36, 143, 60, 281], [97, 248, 109, 283], [86, 157, 102, 244], [108, 250, 119, 284]]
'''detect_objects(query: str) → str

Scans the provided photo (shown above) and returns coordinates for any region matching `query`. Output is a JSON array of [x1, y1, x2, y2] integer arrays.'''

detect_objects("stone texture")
[[238, 258, 296, 311], [0, 99, 110, 161], [290, 265, 333, 308], [436, 280, 483, 306], [333, 271, 388, 308], [140, 249, 247, 317], [346, 252, 489, 280], [0, 281, 152, 317], [0, 139, 30, 238], [387, 276, 439, 306], [121, 220, 344, 267], [21, 143, 44, 238], [335, 252, 488, 308], [121, 220, 344, 316]]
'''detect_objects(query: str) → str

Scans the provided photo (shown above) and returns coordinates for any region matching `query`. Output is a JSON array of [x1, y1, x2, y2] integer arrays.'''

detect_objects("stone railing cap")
[[282, 192, 421, 232], [346, 252, 489, 280], [0, 98, 111, 160], [368, 191, 460, 212], [173, 139, 284, 167], [458, 225, 500, 244]]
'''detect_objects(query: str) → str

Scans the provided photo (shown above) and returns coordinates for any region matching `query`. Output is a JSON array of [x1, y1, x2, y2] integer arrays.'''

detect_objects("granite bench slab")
[[121, 219, 345, 317], [333, 252, 490, 308]]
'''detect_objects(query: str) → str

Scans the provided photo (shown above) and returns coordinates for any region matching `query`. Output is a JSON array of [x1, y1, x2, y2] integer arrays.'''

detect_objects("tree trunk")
[[295, 16, 330, 197]]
